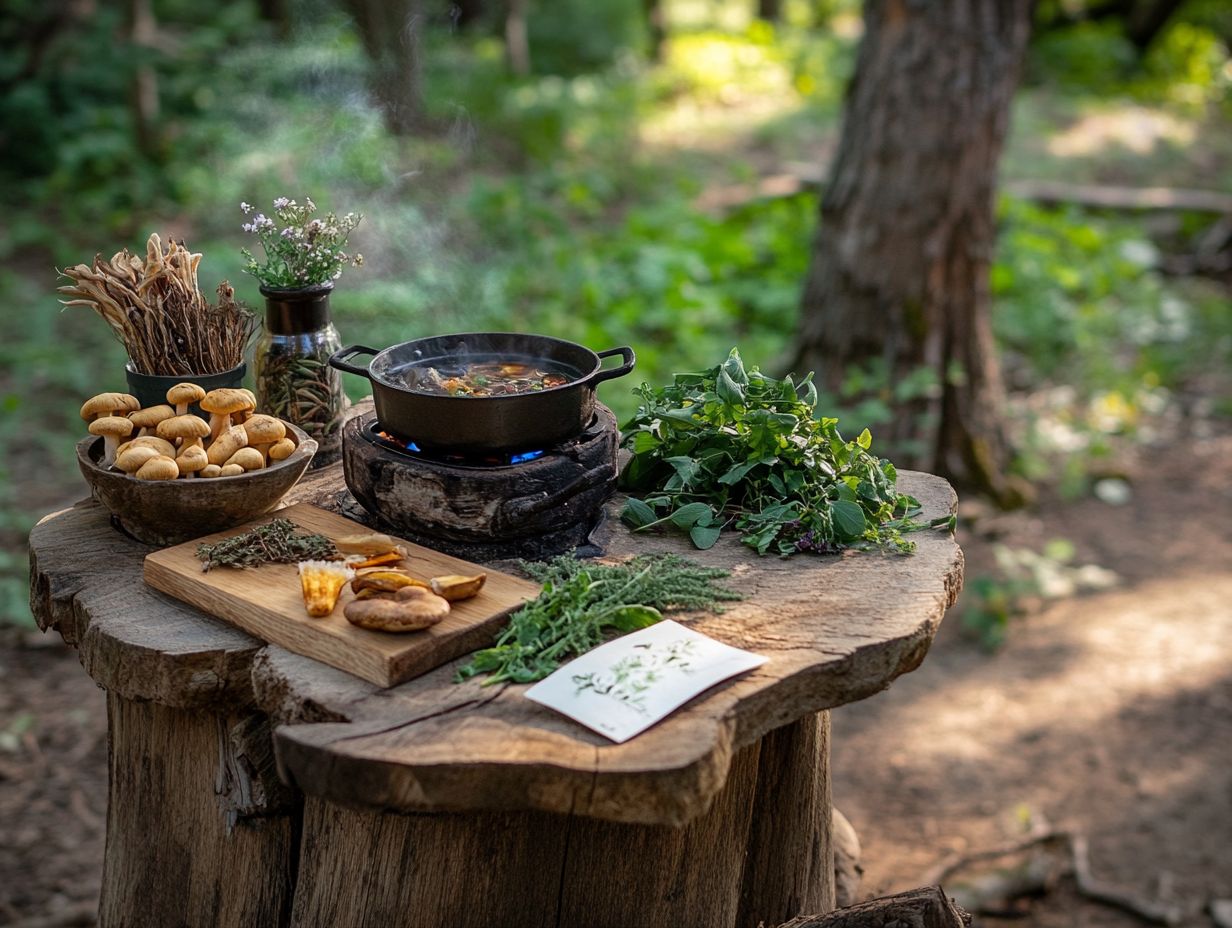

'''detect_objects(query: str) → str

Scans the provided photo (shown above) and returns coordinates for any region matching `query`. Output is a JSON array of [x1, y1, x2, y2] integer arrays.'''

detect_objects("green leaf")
[[831, 500, 867, 541], [670, 502, 714, 529], [717, 367, 745, 405], [631, 431, 660, 454], [857, 428, 872, 450], [621, 497, 658, 529], [718, 460, 757, 485], [608, 605, 663, 632], [689, 523, 723, 549]]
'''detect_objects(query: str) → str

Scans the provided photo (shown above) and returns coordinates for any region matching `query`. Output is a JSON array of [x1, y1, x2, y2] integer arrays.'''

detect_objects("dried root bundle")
[[59, 233, 256, 376]]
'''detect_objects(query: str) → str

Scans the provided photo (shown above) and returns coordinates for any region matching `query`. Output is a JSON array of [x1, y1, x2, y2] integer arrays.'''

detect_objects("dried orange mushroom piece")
[[429, 574, 486, 602], [298, 560, 355, 618]]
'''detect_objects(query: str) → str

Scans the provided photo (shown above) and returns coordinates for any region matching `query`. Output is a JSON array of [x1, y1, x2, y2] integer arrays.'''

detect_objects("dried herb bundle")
[[197, 518, 337, 571], [59, 233, 256, 376], [456, 554, 742, 685]]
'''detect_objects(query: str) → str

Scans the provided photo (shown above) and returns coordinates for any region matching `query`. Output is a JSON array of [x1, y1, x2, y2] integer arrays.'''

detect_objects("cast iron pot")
[[329, 333, 635, 454]]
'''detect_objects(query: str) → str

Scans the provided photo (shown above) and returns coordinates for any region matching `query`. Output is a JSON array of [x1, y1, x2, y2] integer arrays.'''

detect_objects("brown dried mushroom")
[[429, 574, 487, 602], [90, 415, 134, 468], [350, 569, 429, 595], [343, 587, 451, 633]]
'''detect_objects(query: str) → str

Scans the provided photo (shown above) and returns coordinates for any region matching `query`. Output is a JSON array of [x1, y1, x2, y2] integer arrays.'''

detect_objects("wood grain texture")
[[291, 735, 766, 928], [144, 503, 539, 687], [776, 886, 971, 928], [257, 471, 962, 825], [27, 409, 371, 711], [99, 694, 295, 928], [738, 713, 834, 925]]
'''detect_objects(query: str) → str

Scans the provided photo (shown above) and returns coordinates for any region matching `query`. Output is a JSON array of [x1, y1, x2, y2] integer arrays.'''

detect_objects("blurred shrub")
[[526, 0, 646, 75]]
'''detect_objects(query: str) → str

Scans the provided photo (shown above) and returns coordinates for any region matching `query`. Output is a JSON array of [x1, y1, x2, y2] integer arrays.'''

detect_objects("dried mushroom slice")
[[429, 574, 487, 602]]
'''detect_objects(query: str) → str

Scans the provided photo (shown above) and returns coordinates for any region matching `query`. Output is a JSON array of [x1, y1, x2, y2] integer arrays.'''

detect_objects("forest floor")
[[0, 419, 1228, 926]]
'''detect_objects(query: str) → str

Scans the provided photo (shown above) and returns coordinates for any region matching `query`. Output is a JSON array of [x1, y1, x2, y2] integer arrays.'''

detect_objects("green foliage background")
[[0, 0, 1229, 626]]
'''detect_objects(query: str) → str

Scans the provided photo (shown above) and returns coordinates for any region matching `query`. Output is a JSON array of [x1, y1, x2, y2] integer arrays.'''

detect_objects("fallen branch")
[[921, 828, 1186, 925], [777, 885, 970, 928]]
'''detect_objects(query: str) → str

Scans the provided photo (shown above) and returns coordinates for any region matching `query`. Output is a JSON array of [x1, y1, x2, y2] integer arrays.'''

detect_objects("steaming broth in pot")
[[396, 354, 580, 397]]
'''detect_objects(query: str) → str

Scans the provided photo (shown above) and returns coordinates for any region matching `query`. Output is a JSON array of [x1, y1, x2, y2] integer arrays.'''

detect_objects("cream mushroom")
[[200, 389, 253, 442], [89, 415, 134, 468], [219, 463, 245, 477], [134, 455, 179, 481], [206, 424, 248, 466], [234, 390, 257, 425], [166, 382, 206, 416], [243, 415, 286, 463], [128, 405, 175, 437], [268, 437, 296, 462], [199, 464, 223, 478], [225, 447, 265, 471], [118, 436, 176, 458], [176, 444, 209, 479], [80, 393, 140, 423], [115, 445, 161, 474], [158, 414, 211, 451]]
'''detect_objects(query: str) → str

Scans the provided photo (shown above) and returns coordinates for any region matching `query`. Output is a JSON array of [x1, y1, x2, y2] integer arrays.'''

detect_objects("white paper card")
[[524, 620, 768, 743]]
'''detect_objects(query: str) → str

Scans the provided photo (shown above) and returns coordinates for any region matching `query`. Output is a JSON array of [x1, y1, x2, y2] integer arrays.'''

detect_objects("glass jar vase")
[[254, 282, 346, 467]]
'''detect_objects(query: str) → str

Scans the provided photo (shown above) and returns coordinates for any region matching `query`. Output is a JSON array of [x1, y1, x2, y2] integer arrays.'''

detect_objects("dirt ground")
[[1, 429, 1229, 926]]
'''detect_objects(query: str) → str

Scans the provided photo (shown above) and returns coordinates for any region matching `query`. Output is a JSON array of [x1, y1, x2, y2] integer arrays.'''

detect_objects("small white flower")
[[280, 227, 296, 239], [240, 201, 252, 214], [241, 222, 255, 233], [305, 197, 316, 210], [273, 196, 290, 209]]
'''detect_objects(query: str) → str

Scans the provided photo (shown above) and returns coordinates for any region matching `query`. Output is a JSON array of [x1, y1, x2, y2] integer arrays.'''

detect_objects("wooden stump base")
[[290, 713, 833, 928], [99, 695, 296, 928]]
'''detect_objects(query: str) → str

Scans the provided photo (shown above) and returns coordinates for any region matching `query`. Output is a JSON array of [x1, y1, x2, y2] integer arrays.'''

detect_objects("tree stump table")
[[28, 459, 962, 928]]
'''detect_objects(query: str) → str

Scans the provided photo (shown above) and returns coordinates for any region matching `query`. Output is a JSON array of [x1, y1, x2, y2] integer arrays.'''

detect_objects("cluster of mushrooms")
[[299, 533, 486, 633], [81, 384, 296, 480]]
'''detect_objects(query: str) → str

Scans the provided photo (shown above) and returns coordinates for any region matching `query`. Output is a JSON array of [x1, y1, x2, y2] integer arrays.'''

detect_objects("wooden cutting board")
[[143, 503, 541, 687]]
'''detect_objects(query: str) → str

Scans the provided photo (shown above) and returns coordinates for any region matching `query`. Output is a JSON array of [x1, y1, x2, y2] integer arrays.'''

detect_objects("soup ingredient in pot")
[[409, 359, 572, 397]]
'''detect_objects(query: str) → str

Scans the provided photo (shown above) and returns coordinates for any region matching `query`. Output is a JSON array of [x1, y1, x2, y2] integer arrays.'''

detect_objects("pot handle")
[[329, 345, 380, 379], [591, 346, 636, 385]]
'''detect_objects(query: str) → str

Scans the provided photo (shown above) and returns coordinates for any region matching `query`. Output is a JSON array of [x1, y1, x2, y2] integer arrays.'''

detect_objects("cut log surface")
[[256, 471, 962, 825], [777, 885, 971, 928]]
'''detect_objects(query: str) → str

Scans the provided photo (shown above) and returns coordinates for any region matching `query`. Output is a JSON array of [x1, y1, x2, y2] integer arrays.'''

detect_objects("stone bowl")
[[76, 422, 317, 546]]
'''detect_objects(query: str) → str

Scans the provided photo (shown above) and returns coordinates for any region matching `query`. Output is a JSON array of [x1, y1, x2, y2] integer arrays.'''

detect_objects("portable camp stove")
[[340, 404, 619, 561]]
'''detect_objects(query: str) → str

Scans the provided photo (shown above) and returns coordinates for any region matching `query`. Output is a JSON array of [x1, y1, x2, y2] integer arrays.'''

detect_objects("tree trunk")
[[345, 0, 424, 135], [790, 0, 1031, 504], [125, 0, 160, 158], [1127, 0, 1185, 51], [257, 0, 292, 41], [757, 0, 782, 22], [644, 0, 667, 62], [505, 0, 531, 76]]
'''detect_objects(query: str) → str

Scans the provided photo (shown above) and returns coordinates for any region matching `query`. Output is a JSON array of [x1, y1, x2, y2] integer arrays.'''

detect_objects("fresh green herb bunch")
[[240, 197, 363, 289], [620, 349, 947, 556], [455, 554, 741, 686]]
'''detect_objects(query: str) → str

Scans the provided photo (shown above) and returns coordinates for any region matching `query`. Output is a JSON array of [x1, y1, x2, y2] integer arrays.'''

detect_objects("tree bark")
[[505, 0, 531, 76], [125, 0, 160, 158], [790, 0, 1032, 503], [757, 0, 782, 22], [644, 0, 667, 62], [1127, 0, 1185, 51], [345, 0, 424, 135]]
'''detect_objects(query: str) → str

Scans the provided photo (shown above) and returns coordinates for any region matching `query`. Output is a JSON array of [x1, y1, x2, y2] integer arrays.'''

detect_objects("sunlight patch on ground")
[[869, 571, 1232, 764], [1046, 104, 1197, 158]]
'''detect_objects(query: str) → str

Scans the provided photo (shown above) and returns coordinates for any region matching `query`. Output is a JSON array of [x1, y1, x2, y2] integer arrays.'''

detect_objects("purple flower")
[[273, 196, 290, 209], [280, 227, 296, 239]]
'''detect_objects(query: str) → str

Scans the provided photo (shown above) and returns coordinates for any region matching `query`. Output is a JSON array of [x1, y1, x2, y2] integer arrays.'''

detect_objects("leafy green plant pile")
[[619, 350, 951, 557], [455, 554, 740, 685]]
